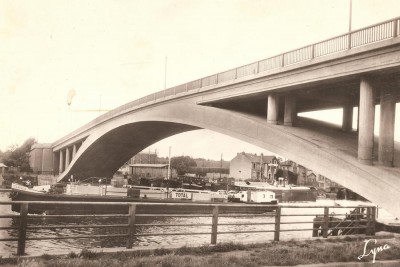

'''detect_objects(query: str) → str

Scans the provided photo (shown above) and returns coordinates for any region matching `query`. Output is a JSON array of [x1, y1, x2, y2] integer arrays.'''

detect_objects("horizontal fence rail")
[[53, 16, 400, 148], [0, 201, 376, 256]]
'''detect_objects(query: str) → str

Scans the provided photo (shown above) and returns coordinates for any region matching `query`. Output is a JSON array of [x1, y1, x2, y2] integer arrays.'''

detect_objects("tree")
[[170, 156, 197, 176], [2, 138, 37, 172], [275, 169, 284, 179]]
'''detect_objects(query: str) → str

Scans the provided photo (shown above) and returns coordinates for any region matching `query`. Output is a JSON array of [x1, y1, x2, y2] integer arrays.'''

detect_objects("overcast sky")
[[1, 0, 400, 161]]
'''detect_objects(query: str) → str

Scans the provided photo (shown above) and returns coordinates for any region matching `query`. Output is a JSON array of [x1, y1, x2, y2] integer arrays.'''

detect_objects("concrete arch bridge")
[[32, 17, 400, 217]]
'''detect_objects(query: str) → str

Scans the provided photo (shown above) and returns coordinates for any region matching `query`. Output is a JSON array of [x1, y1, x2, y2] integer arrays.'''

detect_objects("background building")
[[229, 152, 279, 181], [127, 152, 158, 164], [129, 163, 176, 179], [0, 163, 7, 174], [317, 174, 340, 189], [29, 143, 54, 174]]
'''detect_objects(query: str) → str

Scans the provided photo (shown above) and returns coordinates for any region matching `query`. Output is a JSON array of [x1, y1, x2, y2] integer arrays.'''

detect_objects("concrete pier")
[[65, 147, 70, 169], [267, 94, 279, 125], [358, 77, 375, 165], [342, 103, 353, 132], [72, 145, 77, 158], [59, 150, 64, 174], [284, 94, 296, 126], [379, 87, 396, 167]]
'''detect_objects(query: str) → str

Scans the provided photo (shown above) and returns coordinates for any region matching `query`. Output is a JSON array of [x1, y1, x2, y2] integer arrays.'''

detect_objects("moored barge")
[[10, 183, 278, 215]]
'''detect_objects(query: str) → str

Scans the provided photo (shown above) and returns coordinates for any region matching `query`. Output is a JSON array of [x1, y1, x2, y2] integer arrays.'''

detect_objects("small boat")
[[228, 190, 278, 204]]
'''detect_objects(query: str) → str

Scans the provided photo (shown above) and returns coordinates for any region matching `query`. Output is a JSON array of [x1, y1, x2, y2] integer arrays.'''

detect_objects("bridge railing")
[[124, 16, 400, 106], [0, 201, 376, 256], [53, 16, 400, 147]]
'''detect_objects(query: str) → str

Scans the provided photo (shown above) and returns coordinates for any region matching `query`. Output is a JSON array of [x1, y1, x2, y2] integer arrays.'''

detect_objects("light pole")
[[164, 56, 168, 89], [167, 146, 171, 180], [349, 0, 352, 32]]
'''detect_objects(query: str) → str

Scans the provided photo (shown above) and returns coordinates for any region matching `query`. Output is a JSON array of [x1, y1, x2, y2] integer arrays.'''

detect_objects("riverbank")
[[1, 233, 399, 267]]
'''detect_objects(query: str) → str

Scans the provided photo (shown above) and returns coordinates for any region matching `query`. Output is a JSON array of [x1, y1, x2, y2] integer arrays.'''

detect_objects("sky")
[[1, 0, 400, 161]]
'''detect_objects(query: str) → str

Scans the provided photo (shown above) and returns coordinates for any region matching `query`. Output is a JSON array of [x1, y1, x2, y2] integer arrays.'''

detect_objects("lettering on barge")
[[171, 192, 192, 200]]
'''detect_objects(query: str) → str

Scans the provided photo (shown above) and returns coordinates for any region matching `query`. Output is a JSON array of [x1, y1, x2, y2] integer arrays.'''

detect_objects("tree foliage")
[[2, 138, 37, 172], [170, 156, 197, 175], [275, 169, 284, 179]]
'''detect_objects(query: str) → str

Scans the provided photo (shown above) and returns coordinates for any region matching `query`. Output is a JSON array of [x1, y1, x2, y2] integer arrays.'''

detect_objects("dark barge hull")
[[11, 189, 277, 215]]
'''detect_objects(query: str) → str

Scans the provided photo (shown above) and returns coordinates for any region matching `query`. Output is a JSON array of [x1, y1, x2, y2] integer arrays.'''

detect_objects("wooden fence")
[[0, 201, 376, 256]]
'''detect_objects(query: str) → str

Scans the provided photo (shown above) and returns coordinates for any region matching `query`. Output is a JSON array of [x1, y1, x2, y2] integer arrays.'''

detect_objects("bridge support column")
[[267, 94, 279, 125], [358, 77, 376, 165], [65, 147, 70, 169], [284, 95, 296, 126], [342, 103, 353, 132], [53, 152, 58, 175], [59, 150, 64, 174], [72, 144, 77, 159], [379, 87, 396, 167]]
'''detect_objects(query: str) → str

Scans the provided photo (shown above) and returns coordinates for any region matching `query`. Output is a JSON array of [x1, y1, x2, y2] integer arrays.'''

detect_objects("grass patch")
[[0, 257, 18, 265], [2, 237, 400, 267], [175, 242, 246, 255], [153, 248, 172, 256], [79, 249, 98, 260], [41, 253, 54, 260], [67, 252, 78, 259]]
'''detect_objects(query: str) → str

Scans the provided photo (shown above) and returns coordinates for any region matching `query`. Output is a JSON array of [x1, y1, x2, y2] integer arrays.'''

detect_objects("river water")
[[0, 192, 383, 256]]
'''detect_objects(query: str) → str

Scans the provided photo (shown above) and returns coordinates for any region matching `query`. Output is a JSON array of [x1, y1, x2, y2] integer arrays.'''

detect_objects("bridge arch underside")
[[65, 122, 199, 180], [60, 103, 400, 217]]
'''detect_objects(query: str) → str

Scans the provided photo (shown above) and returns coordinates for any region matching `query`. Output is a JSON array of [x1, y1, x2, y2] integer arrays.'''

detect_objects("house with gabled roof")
[[229, 152, 280, 181]]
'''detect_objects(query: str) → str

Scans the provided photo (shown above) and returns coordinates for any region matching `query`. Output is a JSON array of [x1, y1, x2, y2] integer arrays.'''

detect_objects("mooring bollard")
[[211, 206, 219, 244], [126, 204, 136, 249], [274, 206, 281, 241], [17, 203, 28, 256]]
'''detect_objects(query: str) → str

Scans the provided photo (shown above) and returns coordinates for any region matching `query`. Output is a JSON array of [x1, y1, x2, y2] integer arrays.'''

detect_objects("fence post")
[[371, 207, 376, 236], [348, 33, 352, 49], [274, 206, 281, 241], [211, 206, 219, 244], [393, 19, 398, 37], [126, 204, 137, 249], [281, 54, 285, 67], [366, 207, 371, 236], [311, 45, 315, 59], [323, 207, 329, 238], [17, 203, 28, 256]]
